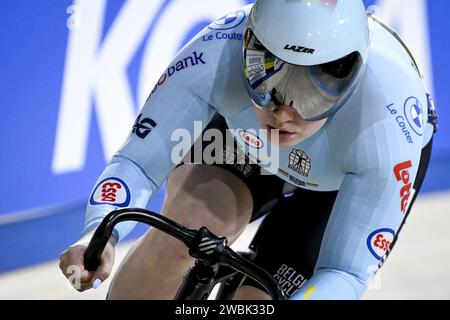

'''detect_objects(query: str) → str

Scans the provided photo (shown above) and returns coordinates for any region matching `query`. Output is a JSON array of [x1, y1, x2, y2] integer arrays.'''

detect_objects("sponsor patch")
[[404, 97, 424, 136], [393, 160, 413, 214], [147, 51, 205, 97], [156, 72, 167, 86], [386, 102, 418, 144], [288, 149, 311, 177], [90, 177, 131, 207], [273, 264, 307, 298], [288, 175, 306, 187], [287, 175, 319, 188], [208, 10, 246, 30], [284, 44, 315, 55], [202, 31, 242, 42], [245, 52, 266, 85], [239, 130, 264, 149], [247, 55, 264, 66], [132, 113, 157, 139], [367, 228, 395, 260]]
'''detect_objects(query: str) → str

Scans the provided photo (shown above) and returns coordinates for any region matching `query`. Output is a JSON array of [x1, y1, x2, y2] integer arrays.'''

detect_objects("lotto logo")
[[90, 177, 131, 207], [394, 160, 413, 214], [367, 228, 396, 260]]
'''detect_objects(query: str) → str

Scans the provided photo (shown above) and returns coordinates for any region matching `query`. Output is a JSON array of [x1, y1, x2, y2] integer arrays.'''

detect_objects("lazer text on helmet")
[[284, 44, 315, 54]]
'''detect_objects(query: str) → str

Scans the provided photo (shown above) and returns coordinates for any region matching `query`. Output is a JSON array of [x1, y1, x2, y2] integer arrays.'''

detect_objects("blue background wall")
[[0, 0, 448, 273]]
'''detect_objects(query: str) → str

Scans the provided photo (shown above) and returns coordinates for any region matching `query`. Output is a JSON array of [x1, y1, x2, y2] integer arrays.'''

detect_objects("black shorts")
[[179, 113, 433, 298], [179, 113, 287, 221]]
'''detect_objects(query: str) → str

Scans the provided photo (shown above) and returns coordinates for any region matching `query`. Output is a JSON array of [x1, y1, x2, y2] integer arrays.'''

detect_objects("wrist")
[[109, 232, 119, 247]]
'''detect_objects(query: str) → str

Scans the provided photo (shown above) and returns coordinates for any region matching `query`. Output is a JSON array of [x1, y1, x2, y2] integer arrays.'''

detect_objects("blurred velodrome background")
[[0, 0, 449, 299]]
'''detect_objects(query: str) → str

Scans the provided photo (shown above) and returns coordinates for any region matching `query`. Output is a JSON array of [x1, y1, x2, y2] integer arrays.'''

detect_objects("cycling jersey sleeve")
[[80, 8, 253, 244], [81, 49, 216, 243], [291, 120, 422, 300]]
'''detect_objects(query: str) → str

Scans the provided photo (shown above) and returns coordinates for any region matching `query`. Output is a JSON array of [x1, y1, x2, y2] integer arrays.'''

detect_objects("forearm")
[[292, 269, 367, 300]]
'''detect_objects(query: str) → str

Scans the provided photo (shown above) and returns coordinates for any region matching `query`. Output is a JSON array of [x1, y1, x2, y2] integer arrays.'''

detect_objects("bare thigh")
[[107, 164, 254, 299], [233, 286, 271, 300]]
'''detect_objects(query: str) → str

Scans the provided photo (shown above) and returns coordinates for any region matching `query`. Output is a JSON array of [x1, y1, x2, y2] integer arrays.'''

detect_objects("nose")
[[269, 105, 295, 124]]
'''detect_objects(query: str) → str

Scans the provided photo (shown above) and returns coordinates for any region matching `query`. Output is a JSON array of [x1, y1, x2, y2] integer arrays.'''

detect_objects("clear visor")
[[243, 28, 364, 121]]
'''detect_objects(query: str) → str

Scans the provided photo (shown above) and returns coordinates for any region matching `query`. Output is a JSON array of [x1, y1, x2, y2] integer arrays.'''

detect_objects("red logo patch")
[[239, 130, 264, 149], [101, 181, 122, 202], [393, 161, 413, 214], [373, 233, 392, 253], [367, 228, 396, 260], [157, 72, 167, 86], [90, 177, 131, 207]]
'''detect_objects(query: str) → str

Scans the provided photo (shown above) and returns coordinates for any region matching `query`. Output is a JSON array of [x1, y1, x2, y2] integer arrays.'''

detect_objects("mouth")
[[267, 125, 296, 135], [267, 125, 297, 141]]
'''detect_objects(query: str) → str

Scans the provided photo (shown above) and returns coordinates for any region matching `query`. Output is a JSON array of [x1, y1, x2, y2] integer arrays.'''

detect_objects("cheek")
[[297, 119, 327, 134], [253, 107, 268, 122]]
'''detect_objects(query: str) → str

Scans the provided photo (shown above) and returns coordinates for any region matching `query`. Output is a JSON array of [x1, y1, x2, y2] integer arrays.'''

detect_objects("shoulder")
[[326, 18, 429, 175], [363, 15, 428, 141], [180, 4, 251, 56], [177, 4, 253, 76], [161, 4, 253, 115]]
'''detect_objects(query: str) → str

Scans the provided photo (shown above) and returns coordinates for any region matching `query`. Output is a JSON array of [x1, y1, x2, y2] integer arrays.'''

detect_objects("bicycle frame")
[[175, 250, 255, 300]]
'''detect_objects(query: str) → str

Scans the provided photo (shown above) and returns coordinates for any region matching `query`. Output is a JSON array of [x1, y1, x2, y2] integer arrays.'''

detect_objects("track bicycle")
[[83, 208, 287, 300]]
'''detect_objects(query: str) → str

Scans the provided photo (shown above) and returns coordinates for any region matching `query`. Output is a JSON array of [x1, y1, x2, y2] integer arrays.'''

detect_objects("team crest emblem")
[[288, 149, 311, 177]]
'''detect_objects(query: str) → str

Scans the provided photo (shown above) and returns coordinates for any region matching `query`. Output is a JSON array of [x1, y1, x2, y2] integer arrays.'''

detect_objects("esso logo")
[[239, 130, 264, 149], [367, 228, 396, 260], [90, 177, 131, 207]]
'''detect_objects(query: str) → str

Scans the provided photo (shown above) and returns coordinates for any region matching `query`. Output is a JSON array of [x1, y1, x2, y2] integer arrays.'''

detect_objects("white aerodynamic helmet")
[[243, 0, 370, 121]]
